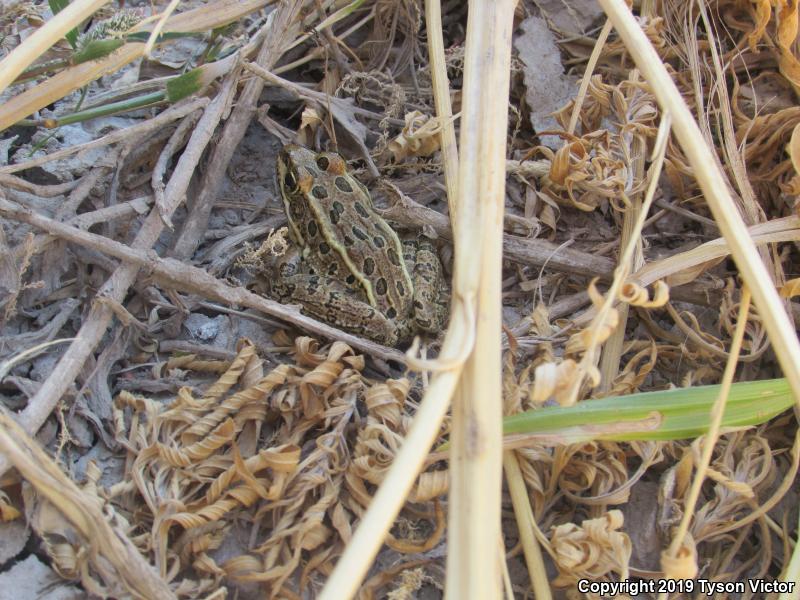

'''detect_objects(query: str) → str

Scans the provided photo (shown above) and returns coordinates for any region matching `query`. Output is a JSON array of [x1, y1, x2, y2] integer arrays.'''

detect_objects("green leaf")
[[501, 378, 793, 444]]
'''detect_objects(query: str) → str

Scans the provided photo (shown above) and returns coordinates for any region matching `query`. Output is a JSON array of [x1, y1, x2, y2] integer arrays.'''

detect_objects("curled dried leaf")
[[550, 510, 632, 586], [530, 359, 579, 406], [387, 110, 445, 161], [0, 490, 21, 521], [661, 533, 697, 580], [779, 277, 800, 298], [619, 280, 669, 308]]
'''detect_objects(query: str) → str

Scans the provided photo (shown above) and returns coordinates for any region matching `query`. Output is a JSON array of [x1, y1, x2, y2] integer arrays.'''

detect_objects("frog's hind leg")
[[402, 238, 449, 334], [274, 274, 402, 346]]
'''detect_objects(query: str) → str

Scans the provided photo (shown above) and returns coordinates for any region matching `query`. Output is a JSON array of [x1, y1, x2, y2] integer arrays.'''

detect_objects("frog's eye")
[[283, 170, 298, 191]]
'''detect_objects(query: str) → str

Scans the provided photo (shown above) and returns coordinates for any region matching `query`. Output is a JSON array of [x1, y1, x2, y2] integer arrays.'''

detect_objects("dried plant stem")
[[143, 0, 181, 58], [318, 0, 521, 595], [424, 0, 459, 219], [0, 339, 76, 381], [9, 195, 151, 264], [659, 288, 751, 590], [0, 44, 144, 132], [598, 0, 800, 405], [0, 79, 236, 479], [381, 191, 616, 277], [241, 61, 405, 126], [445, 1, 516, 598], [504, 451, 552, 600], [0, 0, 110, 94], [0, 0, 270, 133], [0, 410, 176, 599], [0, 175, 82, 197], [566, 19, 613, 136], [171, 3, 304, 259], [599, 92, 648, 390], [151, 113, 200, 227], [567, 115, 670, 405], [0, 98, 209, 174], [630, 216, 800, 287]]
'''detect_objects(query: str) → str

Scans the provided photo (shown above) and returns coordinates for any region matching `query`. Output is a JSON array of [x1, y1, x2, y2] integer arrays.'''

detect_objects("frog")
[[267, 144, 448, 346]]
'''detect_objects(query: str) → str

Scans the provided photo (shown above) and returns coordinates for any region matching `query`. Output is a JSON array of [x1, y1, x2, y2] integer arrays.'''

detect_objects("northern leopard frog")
[[268, 144, 447, 346]]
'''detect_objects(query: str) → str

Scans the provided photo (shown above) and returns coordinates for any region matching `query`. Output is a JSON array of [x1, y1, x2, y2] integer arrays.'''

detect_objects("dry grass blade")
[[0, 0, 111, 94], [660, 289, 752, 586], [0, 0, 270, 133]]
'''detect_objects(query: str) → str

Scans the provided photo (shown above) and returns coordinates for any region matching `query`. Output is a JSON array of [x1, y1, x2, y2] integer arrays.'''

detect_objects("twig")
[[153, 109, 203, 228], [0, 98, 209, 175], [380, 184, 615, 277], [0, 80, 233, 479], [10, 196, 153, 265], [171, 3, 305, 259], [0, 175, 83, 197], [0, 198, 407, 362], [241, 61, 406, 126], [55, 160, 116, 220], [0, 338, 76, 381]]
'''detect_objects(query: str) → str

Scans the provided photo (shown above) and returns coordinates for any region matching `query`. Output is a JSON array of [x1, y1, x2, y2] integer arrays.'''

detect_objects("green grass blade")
[[501, 378, 793, 444]]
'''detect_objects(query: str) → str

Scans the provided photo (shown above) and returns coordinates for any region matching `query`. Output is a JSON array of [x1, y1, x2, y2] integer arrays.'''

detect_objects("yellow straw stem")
[[0, 0, 111, 94]]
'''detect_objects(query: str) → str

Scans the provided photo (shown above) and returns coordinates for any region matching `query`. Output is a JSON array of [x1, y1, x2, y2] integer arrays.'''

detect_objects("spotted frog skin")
[[269, 144, 448, 346]]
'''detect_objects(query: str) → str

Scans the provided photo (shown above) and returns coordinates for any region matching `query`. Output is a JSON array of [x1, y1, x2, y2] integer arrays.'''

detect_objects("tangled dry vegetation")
[[1, 0, 800, 598]]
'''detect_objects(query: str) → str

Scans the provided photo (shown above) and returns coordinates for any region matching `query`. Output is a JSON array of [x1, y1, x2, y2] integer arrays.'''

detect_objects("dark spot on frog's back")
[[363, 256, 375, 275], [307, 221, 318, 237], [318, 241, 330, 254], [312, 185, 328, 199], [290, 200, 304, 220], [354, 202, 370, 218], [352, 227, 368, 241], [386, 306, 397, 319], [329, 200, 344, 224], [373, 236, 385, 248], [375, 277, 388, 296], [316, 156, 330, 171], [335, 177, 353, 193], [387, 248, 401, 266]]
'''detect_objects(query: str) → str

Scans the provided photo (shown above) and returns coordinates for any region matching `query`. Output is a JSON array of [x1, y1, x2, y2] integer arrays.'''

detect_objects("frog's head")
[[277, 145, 350, 197]]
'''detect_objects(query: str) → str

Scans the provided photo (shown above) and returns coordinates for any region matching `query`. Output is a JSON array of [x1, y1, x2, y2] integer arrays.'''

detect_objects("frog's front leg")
[[401, 237, 449, 334]]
